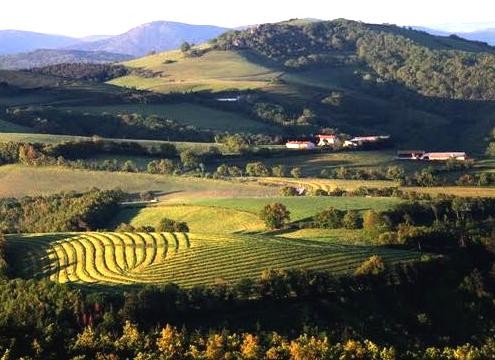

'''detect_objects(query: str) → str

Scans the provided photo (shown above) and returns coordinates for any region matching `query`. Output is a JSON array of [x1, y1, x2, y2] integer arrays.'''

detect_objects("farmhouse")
[[397, 150, 468, 161], [397, 150, 426, 160], [421, 152, 468, 161], [343, 135, 390, 147], [216, 96, 240, 102], [316, 134, 339, 146], [286, 141, 316, 149]]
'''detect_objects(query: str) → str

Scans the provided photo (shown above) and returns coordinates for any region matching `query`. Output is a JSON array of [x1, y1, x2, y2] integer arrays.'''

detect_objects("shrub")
[[136, 225, 155, 233], [271, 165, 287, 177], [376, 231, 399, 245], [147, 159, 175, 174], [260, 203, 291, 229], [280, 186, 298, 196], [246, 162, 270, 177], [121, 160, 137, 172], [342, 210, 362, 229], [354, 255, 386, 276], [227, 166, 243, 177], [312, 189, 328, 196], [180, 149, 201, 169], [313, 208, 344, 229], [329, 187, 346, 197], [290, 167, 302, 178], [362, 210, 389, 232], [156, 218, 190, 233]]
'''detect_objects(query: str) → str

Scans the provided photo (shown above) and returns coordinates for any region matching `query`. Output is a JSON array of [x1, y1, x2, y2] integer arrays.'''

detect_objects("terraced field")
[[7, 232, 420, 287]]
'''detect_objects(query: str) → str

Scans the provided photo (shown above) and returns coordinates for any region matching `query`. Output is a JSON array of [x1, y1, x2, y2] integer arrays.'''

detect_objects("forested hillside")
[[214, 19, 495, 100]]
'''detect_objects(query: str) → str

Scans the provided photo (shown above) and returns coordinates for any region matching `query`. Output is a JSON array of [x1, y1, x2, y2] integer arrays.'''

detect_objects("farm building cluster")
[[397, 150, 468, 161], [286, 134, 390, 150]]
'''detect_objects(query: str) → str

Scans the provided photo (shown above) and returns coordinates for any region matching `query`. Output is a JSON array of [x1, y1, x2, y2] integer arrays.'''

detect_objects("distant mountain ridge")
[[412, 26, 495, 46], [0, 21, 229, 69], [68, 21, 229, 57], [0, 49, 132, 70], [0, 30, 80, 55], [457, 28, 495, 45]]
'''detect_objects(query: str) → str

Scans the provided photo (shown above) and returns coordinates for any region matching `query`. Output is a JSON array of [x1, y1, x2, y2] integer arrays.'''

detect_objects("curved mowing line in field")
[[9, 232, 420, 287], [119, 232, 138, 269]]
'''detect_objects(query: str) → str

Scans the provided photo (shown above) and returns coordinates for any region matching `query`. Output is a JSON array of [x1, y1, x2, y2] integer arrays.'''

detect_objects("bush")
[[271, 165, 287, 177], [136, 225, 156, 233], [312, 189, 328, 196], [376, 231, 399, 245], [180, 149, 201, 169], [147, 159, 176, 174], [342, 210, 362, 229], [328, 187, 346, 196], [290, 167, 302, 178], [156, 218, 190, 233], [246, 162, 270, 177], [121, 160, 137, 172], [260, 203, 291, 229], [354, 255, 386, 276], [280, 186, 298, 196], [362, 210, 390, 232], [313, 208, 344, 229]]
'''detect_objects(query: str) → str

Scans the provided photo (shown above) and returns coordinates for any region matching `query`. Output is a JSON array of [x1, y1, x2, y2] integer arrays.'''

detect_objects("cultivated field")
[[256, 177, 398, 192], [0, 165, 276, 199], [7, 232, 421, 287], [112, 204, 265, 233], [186, 196, 401, 222]]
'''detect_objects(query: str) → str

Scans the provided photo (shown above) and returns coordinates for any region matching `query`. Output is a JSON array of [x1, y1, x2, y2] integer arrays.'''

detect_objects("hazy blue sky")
[[2, 0, 494, 37]]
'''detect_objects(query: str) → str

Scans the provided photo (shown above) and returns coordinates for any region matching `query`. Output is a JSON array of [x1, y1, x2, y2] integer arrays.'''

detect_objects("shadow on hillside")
[[7, 233, 75, 280]]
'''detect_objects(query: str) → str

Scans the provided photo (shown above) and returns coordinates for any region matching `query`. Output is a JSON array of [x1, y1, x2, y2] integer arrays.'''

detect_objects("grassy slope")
[[112, 205, 265, 234], [0, 165, 276, 199], [62, 103, 275, 133], [0, 132, 221, 152], [111, 49, 280, 93], [7, 231, 420, 287], [186, 196, 401, 221]]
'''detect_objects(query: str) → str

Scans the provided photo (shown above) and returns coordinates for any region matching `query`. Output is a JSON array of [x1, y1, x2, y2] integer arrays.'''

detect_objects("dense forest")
[[3, 107, 215, 141], [29, 63, 130, 82], [215, 19, 495, 100], [0, 189, 124, 233]]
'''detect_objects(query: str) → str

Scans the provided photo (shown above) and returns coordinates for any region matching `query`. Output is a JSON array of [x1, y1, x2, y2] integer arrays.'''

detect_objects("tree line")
[[0, 189, 124, 233], [0, 253, 493, 359]]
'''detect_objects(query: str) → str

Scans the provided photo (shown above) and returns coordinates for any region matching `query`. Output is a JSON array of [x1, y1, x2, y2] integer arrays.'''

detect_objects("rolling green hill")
[[108, 19, 495, 153]]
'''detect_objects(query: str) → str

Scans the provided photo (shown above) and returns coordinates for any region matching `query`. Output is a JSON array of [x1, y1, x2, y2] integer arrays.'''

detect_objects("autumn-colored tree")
[[205, 334, 225, 360], [240, 333, 261, 359], [156, 325, 184, 359], [289, 334, 329, 360], [354, 255, 386, 276]]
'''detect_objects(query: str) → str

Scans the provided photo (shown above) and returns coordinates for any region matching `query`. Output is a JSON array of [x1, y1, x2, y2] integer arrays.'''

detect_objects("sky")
[[1, 0, 495, 37]]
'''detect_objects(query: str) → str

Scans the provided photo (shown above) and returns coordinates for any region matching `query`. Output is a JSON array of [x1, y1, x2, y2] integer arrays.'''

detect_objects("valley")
[[1, 14, 495, 359]]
